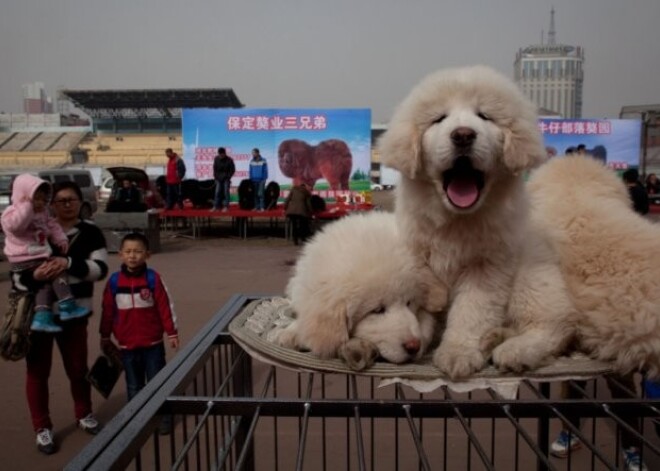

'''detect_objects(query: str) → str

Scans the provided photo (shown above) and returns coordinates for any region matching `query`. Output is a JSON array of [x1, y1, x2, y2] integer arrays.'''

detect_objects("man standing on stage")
[[211, 147, 235, 211], [249, 148, 268, 211], [165, 148, 186, 210]]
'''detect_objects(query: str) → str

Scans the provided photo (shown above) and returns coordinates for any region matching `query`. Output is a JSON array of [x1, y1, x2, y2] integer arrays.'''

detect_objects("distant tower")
[[547, 7, 556, 45], [514, 8, 585, 118]]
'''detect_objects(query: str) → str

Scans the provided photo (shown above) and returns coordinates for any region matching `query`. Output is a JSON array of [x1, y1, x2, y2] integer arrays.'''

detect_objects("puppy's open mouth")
[[442, 156, 485, 209]]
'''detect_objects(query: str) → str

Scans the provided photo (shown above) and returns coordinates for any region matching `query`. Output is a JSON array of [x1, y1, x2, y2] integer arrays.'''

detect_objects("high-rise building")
[[514, 8, 585, 118], [22, 81, 53, 114]]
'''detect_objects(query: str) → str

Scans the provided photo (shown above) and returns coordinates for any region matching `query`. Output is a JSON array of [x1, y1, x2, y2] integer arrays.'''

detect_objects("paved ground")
[[0, 233, 307, 470]]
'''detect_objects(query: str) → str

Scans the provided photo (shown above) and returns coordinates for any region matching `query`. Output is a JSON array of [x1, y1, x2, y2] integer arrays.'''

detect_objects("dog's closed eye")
[[477, 112, 492, 121], [432, 115, 447, 124], [372, 306, 386, 314]]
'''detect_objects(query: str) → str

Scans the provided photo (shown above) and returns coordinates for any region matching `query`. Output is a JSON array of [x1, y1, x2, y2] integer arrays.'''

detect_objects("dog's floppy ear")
[[502, 116, 547, 174], [377, 121, 422, 179]]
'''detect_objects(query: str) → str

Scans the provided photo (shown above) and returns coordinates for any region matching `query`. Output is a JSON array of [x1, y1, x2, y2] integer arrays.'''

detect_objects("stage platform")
[[158, 202, 375, 239]]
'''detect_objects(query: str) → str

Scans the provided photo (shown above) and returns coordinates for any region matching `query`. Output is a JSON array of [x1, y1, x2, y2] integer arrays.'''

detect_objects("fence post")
[[537, 382, 551, 471], [231, 342, 255, 471]]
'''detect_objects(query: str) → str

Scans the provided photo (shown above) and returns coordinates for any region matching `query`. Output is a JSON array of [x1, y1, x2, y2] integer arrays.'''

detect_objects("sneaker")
[[550, 430, 582, 457], [623, 447, 648, 471], [36, 428, 56, 455], [210, 207, 219, 212], [78, 414, 101, 435], [221, 207, 229, 212], [31, 311, 62, 333], [58, 299, 90, 321]]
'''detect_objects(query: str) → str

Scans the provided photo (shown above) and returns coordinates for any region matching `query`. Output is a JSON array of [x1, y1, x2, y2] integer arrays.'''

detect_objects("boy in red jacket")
[[100, 232, 179, 433]]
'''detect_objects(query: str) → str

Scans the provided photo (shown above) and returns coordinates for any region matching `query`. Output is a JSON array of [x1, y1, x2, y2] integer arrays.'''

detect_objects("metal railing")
[[66, 294, 660, 471]]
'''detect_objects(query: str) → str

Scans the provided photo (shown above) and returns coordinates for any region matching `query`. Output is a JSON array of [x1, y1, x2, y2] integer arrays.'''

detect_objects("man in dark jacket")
[[284, 183, 313, 245], [622, 168, 649, 215], [212, 147, 236, 211]]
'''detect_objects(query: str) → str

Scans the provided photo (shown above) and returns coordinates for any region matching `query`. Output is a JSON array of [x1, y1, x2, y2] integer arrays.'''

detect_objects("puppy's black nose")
[[451, 127, 477, 147], [403, 338, 421, 355]]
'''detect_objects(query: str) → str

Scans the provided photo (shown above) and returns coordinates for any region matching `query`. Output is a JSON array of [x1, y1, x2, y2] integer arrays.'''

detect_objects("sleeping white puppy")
[[274, 211, 447, 370]]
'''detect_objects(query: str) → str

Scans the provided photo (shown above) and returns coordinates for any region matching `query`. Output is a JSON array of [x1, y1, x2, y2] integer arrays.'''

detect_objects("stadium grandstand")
[[0, 130, 88, 169], [0, 88, 243, 170]]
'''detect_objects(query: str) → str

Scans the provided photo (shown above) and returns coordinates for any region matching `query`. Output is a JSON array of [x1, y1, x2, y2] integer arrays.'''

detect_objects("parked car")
[[0, 172, 15, 214], [98, 175, 114, 204], [0, 169, 98, 219], [104, 167, 165, 212], [370, 182, 383, 191]]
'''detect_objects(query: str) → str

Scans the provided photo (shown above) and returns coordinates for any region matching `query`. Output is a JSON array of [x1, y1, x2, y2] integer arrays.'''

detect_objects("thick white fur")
[[522, 156, 660, 377], [378, 65, 547, 379], [278, 211, 447, 369], [485, 222, 576, 372]]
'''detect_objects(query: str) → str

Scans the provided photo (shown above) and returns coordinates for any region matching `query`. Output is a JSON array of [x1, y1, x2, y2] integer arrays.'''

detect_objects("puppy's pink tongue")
[[447, 178, 479, 208]]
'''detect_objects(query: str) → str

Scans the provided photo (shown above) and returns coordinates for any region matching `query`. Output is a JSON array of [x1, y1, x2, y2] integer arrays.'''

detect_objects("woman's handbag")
[[0, 290, 35, 361]]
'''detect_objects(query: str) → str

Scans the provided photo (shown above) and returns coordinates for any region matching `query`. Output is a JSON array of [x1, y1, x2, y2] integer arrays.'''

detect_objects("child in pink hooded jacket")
[[1, 174, 90, 332]]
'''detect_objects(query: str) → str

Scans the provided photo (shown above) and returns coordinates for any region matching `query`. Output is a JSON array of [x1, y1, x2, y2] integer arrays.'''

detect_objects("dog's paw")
[[338, 338, 379, 371], [433, 343, 486, 379], [479, 327, 515, 357], [268, 325, 298, 349], [491, 337, 548, 373]]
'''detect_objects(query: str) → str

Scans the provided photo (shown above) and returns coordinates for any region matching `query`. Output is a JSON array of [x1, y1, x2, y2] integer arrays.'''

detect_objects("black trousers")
[[561, 373, 641, 450], [166, 183, 183, 210], [288, 215, 311, 244]]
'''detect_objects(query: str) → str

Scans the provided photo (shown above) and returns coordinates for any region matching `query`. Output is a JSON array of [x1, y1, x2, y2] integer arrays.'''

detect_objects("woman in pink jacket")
[[1, 174, 89, 332]]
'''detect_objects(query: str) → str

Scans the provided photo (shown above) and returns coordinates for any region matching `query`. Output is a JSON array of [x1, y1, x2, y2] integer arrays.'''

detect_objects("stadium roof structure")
[[60, 88, 244, 120]]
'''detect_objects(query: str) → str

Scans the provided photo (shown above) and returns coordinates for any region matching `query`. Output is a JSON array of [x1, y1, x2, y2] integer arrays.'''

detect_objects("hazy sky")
[[1, 0, 658, 122]]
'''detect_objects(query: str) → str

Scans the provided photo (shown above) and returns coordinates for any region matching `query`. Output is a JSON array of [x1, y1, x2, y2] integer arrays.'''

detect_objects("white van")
[[0, 169, 98, 219]]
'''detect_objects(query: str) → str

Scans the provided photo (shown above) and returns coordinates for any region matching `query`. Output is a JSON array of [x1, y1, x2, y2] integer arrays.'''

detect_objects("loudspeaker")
[[264, 181, 280, 210], [238, 179, 255, 210], [310, 194, 326, 212]]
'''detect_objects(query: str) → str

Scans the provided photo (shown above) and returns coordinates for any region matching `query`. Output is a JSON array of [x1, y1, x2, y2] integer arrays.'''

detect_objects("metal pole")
[[642, 112, 649, 177]]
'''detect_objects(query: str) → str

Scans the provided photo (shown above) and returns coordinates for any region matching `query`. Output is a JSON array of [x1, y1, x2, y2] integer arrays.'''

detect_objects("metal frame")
[[66, 295, 660, 470]]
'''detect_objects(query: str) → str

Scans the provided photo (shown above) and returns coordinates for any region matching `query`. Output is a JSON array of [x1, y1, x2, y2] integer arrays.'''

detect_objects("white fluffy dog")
[[520, 156, 660, 377], [378, 65, 548, 379], [276, 211, 447, 370]]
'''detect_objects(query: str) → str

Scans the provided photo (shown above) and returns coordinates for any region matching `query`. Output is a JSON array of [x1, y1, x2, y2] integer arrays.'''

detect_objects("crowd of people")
[[0, 148, 316, 456], [0, 149, 312, 457], [165, 147, 272, 212], [179, 146, 314, 244]]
